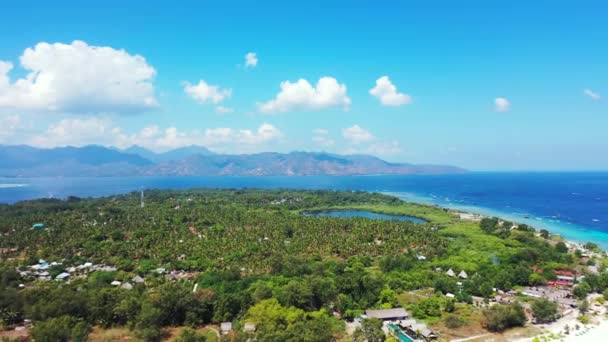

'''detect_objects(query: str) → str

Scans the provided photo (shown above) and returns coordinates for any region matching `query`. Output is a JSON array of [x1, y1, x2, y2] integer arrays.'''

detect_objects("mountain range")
[[0, 145, 466, 177]]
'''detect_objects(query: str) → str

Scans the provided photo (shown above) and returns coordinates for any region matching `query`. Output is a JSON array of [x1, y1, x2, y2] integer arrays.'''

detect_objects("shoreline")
[[387, 191, 608, 252]]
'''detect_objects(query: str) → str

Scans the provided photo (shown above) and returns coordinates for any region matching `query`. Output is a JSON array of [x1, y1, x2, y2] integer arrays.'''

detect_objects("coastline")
[[388, 191, 608, 252]]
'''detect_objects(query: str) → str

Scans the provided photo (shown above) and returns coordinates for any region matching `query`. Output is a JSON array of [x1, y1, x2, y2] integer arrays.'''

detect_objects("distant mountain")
[[144, 151, 466, 176], [122, 145, 215, 163], [0, 145, 153, 176], [0, 145, 466, 177]]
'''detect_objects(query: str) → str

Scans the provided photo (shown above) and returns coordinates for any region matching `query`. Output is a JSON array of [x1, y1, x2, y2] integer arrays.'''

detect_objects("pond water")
[[303, 210, 426, 224]]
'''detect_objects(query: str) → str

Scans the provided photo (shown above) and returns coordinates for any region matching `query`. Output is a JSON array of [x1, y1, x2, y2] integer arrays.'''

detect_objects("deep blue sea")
[[1, 173, 607, 249]]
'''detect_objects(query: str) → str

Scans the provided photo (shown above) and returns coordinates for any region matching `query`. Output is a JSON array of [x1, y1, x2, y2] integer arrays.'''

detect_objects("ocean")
[[1, 172, 607, 249]]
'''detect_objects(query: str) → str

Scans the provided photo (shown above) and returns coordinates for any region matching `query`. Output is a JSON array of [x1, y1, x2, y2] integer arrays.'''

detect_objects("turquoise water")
[[1, 173, 607, 249], [303, 210, 426, 224], [389, 324, 415, 342]]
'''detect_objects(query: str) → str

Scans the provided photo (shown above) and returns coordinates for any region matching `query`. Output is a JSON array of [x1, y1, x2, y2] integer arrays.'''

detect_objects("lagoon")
[[303, 210, 426, 224]]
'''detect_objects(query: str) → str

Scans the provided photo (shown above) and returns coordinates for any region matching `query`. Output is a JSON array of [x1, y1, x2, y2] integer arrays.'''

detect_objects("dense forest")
[[0, 189, 606, 341]]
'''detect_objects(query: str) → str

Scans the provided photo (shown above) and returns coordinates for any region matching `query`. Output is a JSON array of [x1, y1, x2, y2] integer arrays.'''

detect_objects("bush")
[[444, 314, 465, 329], [31, 316, 90, 342], [483, 302, 526, 332], [412, 297, 442, 319], [176, 328, 207, 342], [531, 298, 558, 323]]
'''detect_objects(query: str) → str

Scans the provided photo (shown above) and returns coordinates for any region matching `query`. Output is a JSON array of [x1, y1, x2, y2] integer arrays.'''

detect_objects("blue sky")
[[0, 0, 606, 170]]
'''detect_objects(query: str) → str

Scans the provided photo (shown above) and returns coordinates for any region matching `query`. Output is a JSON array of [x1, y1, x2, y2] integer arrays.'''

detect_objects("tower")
[[140, 189, 144, 208]]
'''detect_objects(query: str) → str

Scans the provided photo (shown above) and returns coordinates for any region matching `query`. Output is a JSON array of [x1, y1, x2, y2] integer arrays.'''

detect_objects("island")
[[0, 189, 606, 341]]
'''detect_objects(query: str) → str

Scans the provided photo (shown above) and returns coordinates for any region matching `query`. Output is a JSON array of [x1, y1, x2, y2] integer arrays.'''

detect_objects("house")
[[458, 270, 468, 279], [121, 282, 133, 290], [55, 272, 70, 281], [365, 308, 409, 321], [111, 280, 122, 286], [446, 268, 456, 277], [220, 322, 232, 334], [446, 293, 455, 299], [417, 255, 427, 261], [243, 322, 256, 332]]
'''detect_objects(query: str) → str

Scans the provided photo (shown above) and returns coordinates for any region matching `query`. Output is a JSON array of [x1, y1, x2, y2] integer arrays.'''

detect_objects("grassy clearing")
[[435, 222, 523, 272]]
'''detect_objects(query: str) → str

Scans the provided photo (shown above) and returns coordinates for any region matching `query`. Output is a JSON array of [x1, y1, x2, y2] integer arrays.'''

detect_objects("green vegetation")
[[0, 189, 599, 340], [531, 298, 559, 323], [483, 302, 526, 332]]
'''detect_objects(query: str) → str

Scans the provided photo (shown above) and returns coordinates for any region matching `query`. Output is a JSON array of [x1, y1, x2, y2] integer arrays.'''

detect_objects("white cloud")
[[342, 124, 374, 145], [494, 97, 511, 112], [139, 125, 160, 139], [312, 128, 334, 147], [584, 88, 601, 100], [184, 80, 232, 104], [258, 77, 351, 113], [215, 105, 234, 114], [369, 76, 412, 106], [312, 135, 335, 147], [29, 117, 119, 147], [27, 118, 283, 154], [245, 52, 258, 68], [0, 40, 157, 114], [200, 123, 283, 150]]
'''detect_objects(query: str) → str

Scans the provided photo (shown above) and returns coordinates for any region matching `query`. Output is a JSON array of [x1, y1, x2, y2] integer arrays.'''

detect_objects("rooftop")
[[365, 307, 408, 320]]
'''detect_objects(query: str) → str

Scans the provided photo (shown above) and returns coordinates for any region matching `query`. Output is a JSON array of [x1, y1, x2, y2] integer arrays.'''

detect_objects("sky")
[[0, 0, 607, 171]]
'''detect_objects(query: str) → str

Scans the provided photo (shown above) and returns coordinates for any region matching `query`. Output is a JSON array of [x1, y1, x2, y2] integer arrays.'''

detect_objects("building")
[[365, 308, 409, 321], [446, 268, 456, 277], [243, 322, 256, 332], [32, 223, 45, 229], [220, 322, 232, 334], [458, 270, 468, 279]]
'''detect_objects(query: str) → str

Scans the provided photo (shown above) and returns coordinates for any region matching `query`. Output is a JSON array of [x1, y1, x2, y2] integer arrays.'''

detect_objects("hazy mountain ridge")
[[0, 145, 466, 176]]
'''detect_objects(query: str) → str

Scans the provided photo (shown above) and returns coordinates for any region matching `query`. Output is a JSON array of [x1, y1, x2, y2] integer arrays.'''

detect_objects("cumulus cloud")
[[27, 117, 282, 154], [312, 128, 335, 147], [258, 77, 351, 113], [199, 124, 283, 150], [494, 97, 511, 112], [215, 106, 234, 114], [369, 76, 412, 106], [29, 117, 119, 147], [245, 52, 258, 68], [342, 124, 374, 145], [0, 40, 157, 114], [184, 80, 232, 104], [584, 88, 601, 100]]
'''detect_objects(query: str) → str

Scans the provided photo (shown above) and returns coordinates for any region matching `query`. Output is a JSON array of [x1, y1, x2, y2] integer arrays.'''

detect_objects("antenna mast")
[[140, 189, 144, 208]]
